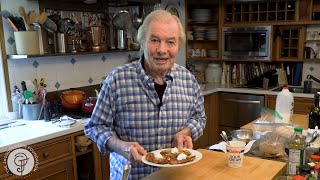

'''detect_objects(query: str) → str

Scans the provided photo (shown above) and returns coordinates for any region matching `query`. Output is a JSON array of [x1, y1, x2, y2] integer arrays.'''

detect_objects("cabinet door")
[[274, 26, 306, 61], [31, 159, 74, 180], [265, 95, 313, 114]]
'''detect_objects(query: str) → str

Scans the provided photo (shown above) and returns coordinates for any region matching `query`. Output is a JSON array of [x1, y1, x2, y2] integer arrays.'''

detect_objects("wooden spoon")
[[18, 6, 31, 31], [38, 12, 48, 25]]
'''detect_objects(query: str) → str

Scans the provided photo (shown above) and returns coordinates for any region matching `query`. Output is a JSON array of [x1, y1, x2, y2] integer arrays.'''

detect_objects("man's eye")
[[151, 39, 158, 42]]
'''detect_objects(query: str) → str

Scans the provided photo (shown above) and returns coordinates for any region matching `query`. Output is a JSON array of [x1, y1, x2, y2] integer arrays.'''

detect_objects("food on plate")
[[145, 148, 196, 165]]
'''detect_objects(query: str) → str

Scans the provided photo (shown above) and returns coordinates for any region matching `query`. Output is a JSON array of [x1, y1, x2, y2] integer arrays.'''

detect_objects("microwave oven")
[[222, 26, 272, 61]]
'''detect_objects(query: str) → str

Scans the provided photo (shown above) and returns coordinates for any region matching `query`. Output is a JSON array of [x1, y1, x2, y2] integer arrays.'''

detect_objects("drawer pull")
[[43, 152, 49, 158]]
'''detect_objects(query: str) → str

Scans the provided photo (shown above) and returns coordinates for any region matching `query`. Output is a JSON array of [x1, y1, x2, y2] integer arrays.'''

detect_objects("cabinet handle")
[[225, 98, 261, 104], [43, 152, 49, 158]]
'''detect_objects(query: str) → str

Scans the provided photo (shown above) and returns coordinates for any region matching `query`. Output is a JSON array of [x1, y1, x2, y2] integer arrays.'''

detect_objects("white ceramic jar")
[[205, 63, 222, 83]]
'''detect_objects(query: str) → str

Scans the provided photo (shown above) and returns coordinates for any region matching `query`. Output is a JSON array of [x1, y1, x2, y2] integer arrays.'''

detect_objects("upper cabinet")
[[185, 0, 221, 62], [223, 0, 297, 24]]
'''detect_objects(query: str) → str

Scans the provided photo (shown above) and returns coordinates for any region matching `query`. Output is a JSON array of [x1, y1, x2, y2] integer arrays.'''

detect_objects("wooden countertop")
[[142, 149, 286, 180], [241, 114, 308, 130]]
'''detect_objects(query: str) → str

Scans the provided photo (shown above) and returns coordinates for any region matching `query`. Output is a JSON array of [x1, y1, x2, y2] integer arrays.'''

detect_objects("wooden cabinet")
[[224, 0, 297, 24], [194, 92, 219, 149], [0, 131, 109, 180], [273, 25, 306, 61], [265, 95, 314, 114], [186, 0, 220, 62]]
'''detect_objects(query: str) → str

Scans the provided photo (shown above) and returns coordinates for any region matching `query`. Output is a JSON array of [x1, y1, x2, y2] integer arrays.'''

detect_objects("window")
[[0, 37, 9, 120]]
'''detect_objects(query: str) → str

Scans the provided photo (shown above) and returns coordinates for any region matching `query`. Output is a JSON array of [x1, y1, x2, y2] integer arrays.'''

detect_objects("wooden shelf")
[[7, 49, 138, 60], [188, 40, 218, 42], [187, 57, 219, 61], [189, 22, 218, 26], [75, 148, 93, 157]]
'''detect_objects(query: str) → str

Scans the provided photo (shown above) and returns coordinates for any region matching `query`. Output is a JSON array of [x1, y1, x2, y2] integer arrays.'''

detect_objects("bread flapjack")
[[145, 148, 196, 165]]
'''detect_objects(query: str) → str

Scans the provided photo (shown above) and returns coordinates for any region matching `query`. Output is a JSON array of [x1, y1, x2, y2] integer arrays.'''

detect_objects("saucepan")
[[81, 97, 97, 113]]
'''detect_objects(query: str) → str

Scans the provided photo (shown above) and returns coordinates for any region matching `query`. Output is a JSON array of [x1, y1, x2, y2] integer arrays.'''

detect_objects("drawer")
[[33, 136, 72, 165]]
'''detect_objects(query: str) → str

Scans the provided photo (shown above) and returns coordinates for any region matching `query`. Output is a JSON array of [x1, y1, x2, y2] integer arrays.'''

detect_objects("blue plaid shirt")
[[84, 59, 206, 180]]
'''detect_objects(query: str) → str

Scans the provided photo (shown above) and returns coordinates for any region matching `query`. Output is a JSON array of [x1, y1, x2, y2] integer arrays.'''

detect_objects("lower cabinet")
[[265, 95, 314, 114], [29, 159, 74, 180], [194, 92, 219, 149], [0, 131, 109, 180]]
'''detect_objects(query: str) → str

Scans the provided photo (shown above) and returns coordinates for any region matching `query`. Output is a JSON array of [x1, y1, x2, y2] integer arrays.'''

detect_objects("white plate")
[[142, 148, 202, 167]]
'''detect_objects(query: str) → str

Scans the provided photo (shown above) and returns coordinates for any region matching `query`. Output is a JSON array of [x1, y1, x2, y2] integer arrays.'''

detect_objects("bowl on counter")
[[228, 129, 253, 144]]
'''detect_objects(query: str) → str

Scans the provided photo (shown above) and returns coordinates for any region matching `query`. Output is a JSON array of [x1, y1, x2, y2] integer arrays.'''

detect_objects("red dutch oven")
[[81, 97, 97, 113]]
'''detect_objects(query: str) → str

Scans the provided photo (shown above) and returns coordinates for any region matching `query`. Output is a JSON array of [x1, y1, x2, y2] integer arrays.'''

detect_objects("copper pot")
[[60, 90, 86, 109]]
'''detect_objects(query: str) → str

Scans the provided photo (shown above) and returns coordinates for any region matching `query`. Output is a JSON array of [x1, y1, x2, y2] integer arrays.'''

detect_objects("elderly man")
[[84, 10, 206, 179]]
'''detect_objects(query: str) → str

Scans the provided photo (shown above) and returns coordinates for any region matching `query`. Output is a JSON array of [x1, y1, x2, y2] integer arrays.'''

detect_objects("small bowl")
[[228, 129, 253, 144]]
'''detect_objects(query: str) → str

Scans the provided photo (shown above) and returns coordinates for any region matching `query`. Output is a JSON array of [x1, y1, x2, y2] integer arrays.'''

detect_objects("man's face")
[[143, 18, 180, 75]]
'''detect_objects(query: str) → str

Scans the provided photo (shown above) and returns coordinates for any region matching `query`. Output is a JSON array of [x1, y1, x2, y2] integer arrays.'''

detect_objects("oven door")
[[219, 93, 264, 131]]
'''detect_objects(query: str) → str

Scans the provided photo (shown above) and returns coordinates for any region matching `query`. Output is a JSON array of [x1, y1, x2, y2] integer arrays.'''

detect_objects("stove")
[[44, 100, 91, 121]]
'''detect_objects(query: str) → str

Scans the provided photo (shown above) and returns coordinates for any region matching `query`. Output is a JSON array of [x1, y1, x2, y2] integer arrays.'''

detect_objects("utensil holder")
[[22, 103, 42, 120], [14, 31, 40, 55]]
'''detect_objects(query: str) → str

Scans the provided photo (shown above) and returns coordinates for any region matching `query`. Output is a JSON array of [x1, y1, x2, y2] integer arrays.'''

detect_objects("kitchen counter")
[[0, 118, 89, 153], [241, 114, 308, 130], [202, 82, 315, 98], [142, 149, 286, 180]]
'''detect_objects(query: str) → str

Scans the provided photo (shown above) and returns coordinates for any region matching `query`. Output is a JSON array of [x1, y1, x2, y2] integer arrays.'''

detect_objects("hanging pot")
[[60, 90, 85, 109]]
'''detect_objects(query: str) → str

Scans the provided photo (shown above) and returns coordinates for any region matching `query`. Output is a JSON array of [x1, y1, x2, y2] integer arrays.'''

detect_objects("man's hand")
[[172, 128, 193, 149], [122, 142, 147, 162], [106, 137, 147, 163]]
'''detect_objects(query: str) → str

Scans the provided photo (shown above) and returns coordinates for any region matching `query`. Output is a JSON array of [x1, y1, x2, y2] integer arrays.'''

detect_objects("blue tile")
[[88, 77, 93, 84], [70, 58, 76, 65], [7, 36, 15, 45], [33, 61, 39, 68], [55, 82, 60, 89], [310, 66, 314, 72], [102, 56, 106, 62]]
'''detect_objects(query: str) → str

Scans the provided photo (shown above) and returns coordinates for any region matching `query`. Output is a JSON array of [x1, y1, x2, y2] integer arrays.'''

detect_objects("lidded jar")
[[205, 63, 222, 83]]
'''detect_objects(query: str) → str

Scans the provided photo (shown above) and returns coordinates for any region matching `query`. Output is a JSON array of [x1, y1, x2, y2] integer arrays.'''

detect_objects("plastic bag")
[[249, 131, 288, 159], [253, 107, 291, 132]]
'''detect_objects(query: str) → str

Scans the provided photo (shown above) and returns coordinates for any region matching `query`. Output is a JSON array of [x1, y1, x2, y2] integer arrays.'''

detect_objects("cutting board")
[[142, 149, 286, 180]]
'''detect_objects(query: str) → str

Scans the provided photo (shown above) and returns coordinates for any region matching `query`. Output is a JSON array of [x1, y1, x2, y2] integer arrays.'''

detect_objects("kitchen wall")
[[1, 0, 186, 93]]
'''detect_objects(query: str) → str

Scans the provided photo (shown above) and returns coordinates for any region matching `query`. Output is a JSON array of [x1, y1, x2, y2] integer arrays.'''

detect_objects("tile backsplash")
[[7, 52, 136, 92]]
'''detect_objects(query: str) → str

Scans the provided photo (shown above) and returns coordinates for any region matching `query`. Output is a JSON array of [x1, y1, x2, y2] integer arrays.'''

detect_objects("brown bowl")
[[60, 90, 86, 109]]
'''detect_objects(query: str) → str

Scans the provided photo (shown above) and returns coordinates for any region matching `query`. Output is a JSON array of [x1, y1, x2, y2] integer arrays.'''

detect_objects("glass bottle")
[[288, 126, 306, 175], [309, 92, 320, 129]]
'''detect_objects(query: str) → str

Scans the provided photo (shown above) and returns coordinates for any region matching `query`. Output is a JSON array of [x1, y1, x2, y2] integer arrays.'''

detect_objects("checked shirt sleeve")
[[84, 74, 117, 155], [186, 81, 206, 142]]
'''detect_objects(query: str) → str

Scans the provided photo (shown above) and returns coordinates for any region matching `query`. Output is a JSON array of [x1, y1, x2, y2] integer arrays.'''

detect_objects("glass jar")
[[205, 63, 222, 83]]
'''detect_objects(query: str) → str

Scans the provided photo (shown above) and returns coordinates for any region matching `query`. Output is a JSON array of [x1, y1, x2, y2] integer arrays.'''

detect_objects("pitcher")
[[87, 26, 103, 52]]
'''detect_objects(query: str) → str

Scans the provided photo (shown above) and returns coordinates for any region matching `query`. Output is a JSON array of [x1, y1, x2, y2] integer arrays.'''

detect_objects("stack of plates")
[[193, 27, 206, 40], [206, 28, 218, 40], [207, 50, 218, 57], [192, 9, 211, 23]]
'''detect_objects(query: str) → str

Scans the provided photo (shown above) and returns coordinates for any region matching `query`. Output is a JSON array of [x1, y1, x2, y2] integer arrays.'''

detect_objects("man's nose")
[[156, 42, 167, 54]]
